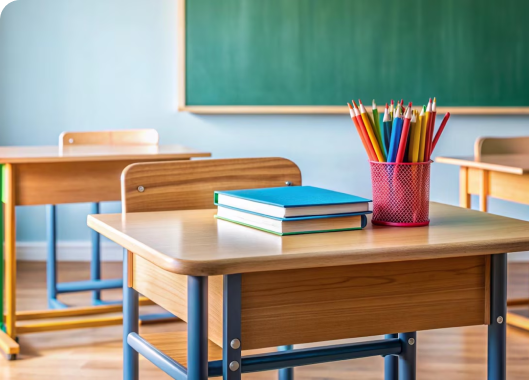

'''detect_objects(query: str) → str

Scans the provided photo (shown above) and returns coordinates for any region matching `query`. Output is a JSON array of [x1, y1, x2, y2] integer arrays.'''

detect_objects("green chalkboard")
[[182, 0, 529, 112]]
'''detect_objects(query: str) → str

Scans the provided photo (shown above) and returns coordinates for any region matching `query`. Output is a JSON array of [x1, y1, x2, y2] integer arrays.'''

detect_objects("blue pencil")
[[387, 107, 403, 162]]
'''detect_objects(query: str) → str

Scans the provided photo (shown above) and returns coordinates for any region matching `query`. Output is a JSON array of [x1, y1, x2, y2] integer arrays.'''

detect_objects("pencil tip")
[[385, 103, 388, 108], [408, 101, 412, 107], [352, 100, 358, 107], [347, 102, 353, 109], [358, 99, 363, 105], [433, 97, 436, 103]]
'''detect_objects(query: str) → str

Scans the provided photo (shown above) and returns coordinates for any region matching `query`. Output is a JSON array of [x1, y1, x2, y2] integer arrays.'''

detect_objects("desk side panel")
[[131, 254, 224, 347], [240, 255, 489, 350], [13, 159, 186, 205], [468, 168, 529, 204]]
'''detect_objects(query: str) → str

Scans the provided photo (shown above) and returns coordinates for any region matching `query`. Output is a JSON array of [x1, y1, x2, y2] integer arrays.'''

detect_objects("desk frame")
[[0, 156, 209, 359], [123, 249, 507, 380]]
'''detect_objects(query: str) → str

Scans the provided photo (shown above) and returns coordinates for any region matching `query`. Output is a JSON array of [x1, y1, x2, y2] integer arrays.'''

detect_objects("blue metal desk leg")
[[488, 253, 507, 380], [90, 202, 101, 304], [398, 332, 416, 380], [188, 275, 209, 380], [223, 274, 242, 380], [123, 249, 139, 380], [46, 205, 58, 309], [278, 345, 294, 380], [384, 334, 398, 380]]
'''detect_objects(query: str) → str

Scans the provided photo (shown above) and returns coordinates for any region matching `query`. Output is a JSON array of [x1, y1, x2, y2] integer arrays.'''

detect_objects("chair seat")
[[141, 331, 223, 367]]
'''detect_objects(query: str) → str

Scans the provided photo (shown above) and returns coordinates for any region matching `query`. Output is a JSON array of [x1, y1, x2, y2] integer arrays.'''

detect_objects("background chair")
[[120, 157, 301, 379], [474, 136, 529, 159], [48, 129, 159, 309]]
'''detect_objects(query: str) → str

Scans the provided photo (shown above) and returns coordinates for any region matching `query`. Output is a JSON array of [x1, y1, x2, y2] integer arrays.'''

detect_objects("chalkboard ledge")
[[178, 106, 529, 115]]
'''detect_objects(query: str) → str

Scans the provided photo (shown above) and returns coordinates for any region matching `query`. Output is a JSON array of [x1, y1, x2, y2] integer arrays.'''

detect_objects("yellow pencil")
[[417, 105, 427, 162], [358, 99, 385, 162], [408, 110, 418, 162]]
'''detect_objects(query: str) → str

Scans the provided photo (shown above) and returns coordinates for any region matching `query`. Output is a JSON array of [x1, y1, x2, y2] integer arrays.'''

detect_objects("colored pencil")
[[348, 103, 376, 161], [387, 106, 403, 162], [371, 100, 386, 158], [431, 112, 451, 153], [382, 103, 392, 152], [423, 99, 433, 161], [417, 106, 427, 162], [352, 101, 378, 161], [408, 110, 420, 162], [396, 103, 413, 163], [426, 97, 437, 160], [358, 99, 385, 162]]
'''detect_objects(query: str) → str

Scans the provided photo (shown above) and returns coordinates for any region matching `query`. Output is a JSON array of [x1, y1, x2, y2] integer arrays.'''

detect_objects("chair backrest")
[[59, 129, 159, 147], [121, 158, 302, 213], [474, 136, 529, 159]]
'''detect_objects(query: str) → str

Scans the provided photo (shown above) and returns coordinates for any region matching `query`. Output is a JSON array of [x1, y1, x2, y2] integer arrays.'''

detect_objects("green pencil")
[[371, 100, 386, 157]]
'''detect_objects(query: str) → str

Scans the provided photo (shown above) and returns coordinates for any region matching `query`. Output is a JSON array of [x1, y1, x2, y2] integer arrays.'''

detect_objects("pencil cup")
[[369, 161, 432, 227]]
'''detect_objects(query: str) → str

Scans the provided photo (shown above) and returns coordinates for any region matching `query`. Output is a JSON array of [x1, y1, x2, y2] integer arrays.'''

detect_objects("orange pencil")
[[358, 99, 385, 162], [396, 102, 413, 163], [352, 101, 378, 161], [348, 103, 375, 161]]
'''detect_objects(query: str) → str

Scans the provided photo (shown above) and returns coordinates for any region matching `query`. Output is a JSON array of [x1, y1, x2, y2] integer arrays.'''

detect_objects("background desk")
[[0, 144, 211, 359], [88, 203, 529, 379], [437, 154, 529, 334]]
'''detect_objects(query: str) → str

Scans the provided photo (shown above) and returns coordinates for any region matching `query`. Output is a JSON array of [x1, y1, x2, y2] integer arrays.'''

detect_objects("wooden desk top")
[[436, 154, 529, 175], [88, 203, 529, 276], [0, 145, 211, 163]]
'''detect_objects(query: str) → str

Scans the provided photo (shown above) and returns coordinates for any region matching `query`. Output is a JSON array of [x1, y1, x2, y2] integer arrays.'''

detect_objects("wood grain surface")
[[88, 203, 529, 276]]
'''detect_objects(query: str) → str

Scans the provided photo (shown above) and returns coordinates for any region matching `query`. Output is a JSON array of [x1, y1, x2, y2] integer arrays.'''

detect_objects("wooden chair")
[[474, 136, 529, 159], [48, 129, 159, 310], [120, 157, 301, 379]]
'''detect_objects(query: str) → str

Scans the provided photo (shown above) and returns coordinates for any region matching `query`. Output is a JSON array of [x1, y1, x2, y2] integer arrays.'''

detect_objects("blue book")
[[215, 186, 371, 218]]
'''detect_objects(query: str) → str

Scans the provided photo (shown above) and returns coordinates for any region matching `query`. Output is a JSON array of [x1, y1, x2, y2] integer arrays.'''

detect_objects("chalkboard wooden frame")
[[177, 0, 529, 115]]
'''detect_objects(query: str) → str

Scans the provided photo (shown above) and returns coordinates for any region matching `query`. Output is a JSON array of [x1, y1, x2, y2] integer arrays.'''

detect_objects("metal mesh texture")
[[370, 161, 431, 225]]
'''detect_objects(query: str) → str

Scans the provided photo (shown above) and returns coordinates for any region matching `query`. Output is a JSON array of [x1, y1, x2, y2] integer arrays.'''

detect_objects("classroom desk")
[[0, 144, 211, 359], [87, 203, 529, 379], [437, 154, 529, 332]]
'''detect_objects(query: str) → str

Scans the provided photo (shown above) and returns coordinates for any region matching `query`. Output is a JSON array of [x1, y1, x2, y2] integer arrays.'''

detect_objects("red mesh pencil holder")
[[370, 160, 432, 227]]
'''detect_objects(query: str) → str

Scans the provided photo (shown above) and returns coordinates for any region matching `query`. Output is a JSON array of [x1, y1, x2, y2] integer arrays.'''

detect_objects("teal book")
[[215, 186, 371, 218]]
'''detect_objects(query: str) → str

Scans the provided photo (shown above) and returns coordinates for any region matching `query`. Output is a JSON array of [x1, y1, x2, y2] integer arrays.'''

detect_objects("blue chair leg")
[[90, 202, 101, 304], [278, 345, 294, 380], [384, 334, 398, 380], [123, 249, 139, 380], [46, 205, 58, 309], [398, 332, 416, 380], [488, 253, 507, 380], [188, 275, 209, 380]]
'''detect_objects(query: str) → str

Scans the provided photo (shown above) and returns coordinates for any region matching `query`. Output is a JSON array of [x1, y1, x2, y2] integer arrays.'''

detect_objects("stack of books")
[[214, 186, 372, 236]]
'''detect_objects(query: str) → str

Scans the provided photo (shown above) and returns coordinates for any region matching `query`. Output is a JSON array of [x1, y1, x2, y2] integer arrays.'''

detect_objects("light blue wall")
[[0, 0, 528, 243]]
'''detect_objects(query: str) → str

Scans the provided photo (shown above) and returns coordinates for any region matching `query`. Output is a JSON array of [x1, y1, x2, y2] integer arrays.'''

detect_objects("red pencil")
[[431, 112, 451, 153], [348, 103, 375, 161], [426, 97, 437, 160], [396, 102, 413, 163], [352, 100, 378, 161]]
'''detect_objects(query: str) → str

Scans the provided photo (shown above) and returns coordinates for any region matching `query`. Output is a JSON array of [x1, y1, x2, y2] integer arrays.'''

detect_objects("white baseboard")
[[11, 241, 529, 263], [15, 241, 123, 262]]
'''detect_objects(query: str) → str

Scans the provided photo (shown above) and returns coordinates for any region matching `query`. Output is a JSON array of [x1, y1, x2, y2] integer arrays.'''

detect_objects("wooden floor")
[[1, 261, 529, 379]]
